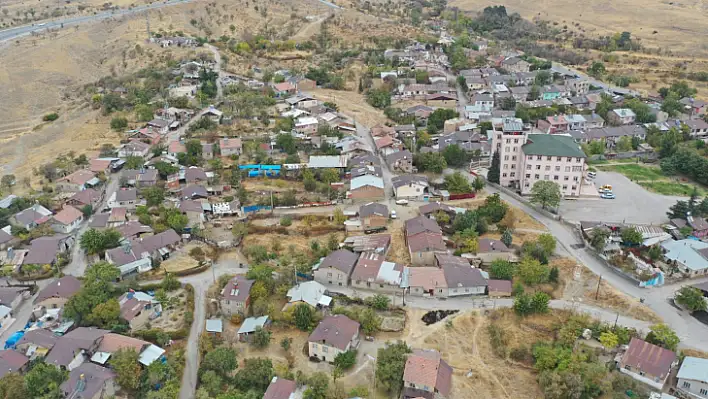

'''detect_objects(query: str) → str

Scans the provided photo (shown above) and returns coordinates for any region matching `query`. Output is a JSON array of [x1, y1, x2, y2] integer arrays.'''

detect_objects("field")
[[449, 0, 708, 57], [600, 164, 707, 196]]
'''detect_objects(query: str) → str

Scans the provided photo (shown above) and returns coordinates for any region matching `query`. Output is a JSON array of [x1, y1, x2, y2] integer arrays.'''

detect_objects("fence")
[[449, 193, 476, 201]]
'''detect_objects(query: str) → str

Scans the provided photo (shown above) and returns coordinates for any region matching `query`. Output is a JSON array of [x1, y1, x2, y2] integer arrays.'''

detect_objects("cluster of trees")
[[135, 205, 189, 233], [80, 228, 122, 256], [375, 341, 412, 397], [414, 152, 447, 173], [92, 65, 177, 116], [63, 262, 126, 329], [666, 188, 708, 221], [661, 147, 708, 186], [0, 362, 68, 398], [513, 291, 550, 315], [197, 343, 275, 398]]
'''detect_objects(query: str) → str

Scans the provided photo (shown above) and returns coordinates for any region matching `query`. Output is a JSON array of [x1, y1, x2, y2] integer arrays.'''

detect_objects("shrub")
[[43, 113, 59, 122], [110, 117, 128, 130], [280, 216, 293, 227]]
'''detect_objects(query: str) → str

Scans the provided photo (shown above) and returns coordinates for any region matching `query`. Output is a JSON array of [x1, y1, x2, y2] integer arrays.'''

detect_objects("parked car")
[[601, 192, 616, 199], [587, 171, 596, 179], [395, 199, 409, 206], [390, 210, 397, 219]]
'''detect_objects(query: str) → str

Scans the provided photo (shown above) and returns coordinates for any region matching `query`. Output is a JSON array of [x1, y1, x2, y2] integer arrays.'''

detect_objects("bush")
[[280, 216, 293, 227], [43, 113, 59, 122], [110, 117, 128, 130]]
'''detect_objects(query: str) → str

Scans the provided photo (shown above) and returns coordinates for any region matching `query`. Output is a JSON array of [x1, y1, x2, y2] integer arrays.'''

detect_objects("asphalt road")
[[559, 169, 686, 224], [0, 0, 193, 43]]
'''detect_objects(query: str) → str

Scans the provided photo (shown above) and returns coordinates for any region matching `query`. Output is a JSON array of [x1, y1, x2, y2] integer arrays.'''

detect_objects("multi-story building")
[[565, 77, 590, 95], [520, 134, 587, 197], [677, 357, 708, 398], [608, 108, 636, 125], [490, 118, 527, 189]]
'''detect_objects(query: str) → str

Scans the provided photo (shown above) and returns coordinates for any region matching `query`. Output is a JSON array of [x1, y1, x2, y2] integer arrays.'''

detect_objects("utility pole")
[[145, 11, 150, 40], [595, 275, 603, 300]]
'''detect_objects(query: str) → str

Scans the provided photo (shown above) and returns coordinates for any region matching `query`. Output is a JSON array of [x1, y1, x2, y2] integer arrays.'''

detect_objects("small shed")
[[487, 279, 512, 297], [237, 316, 270, 341], [205, 319, 223, 336]]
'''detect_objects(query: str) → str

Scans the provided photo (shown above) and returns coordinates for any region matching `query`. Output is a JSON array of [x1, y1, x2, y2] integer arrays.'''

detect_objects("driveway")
[[559, 170, 684, 224]]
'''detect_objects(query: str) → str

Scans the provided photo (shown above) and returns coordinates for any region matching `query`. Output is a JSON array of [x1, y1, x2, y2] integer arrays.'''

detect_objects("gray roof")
[[440, 263, 487, 288], [237, 316, 269, 335], [359, 202, 389, 218], [319, 249, 358, 275], [0, 195, 17, 209], [89, 213, 110, 228], [206, 319, 223, 333], [47, 327, 109, 367], [115, 188, 137, 202], [308, 315, 359, 350], [0, 350, 29, 379], [0, 229, 12, 245], [677, 357, 708, 383], [405, 216, 442, 236], [0, 287, 28, 307], [391, 175, 428, 189], [61, 363, 115, 399], [385, 150, 413, 165], [106, 229, 181, 266], [351, 165, 383, 178], [181, 184, 208, 199], [585, 125, 646, 140], [185, 167, 208, 182], [348, 155, 380, 167], [16, 328, 59, 350], [35, 275, 82, 303], [478, 238, 511, 253], [222, 275, 254, 302], [23, 235, 71, 265]]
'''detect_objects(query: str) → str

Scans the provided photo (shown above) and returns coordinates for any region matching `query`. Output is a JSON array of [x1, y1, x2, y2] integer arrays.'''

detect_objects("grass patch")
[[588, 157, 639, 165], [638, 181, 707, 197], [602, 164, 666, 181]]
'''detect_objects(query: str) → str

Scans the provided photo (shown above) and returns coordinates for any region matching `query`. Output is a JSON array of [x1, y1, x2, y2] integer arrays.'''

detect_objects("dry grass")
[[386, 220, 410, 264], [681, 349, 708, 359], [557, 257, 662, 323], [241, 179, 306, 193], [311, 89, 388, 127], [242, 231, 344, 255], [450, 0, 708, 56], [160, 242, 209, 273]]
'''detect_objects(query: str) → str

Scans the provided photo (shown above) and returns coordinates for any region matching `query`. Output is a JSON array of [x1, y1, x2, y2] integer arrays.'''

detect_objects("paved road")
[[0, 0, 193, 43], [559, 169, 686, 224], [474, 180, 707, 350]]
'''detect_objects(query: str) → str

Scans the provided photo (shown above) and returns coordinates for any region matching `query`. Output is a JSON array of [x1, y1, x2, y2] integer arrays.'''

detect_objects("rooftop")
[[522, 133, 586, 158]]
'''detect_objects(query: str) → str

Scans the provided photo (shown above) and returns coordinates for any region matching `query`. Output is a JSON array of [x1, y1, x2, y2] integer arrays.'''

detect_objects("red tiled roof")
[[403, 349, 453, 396], [53, 206, 83, 225]]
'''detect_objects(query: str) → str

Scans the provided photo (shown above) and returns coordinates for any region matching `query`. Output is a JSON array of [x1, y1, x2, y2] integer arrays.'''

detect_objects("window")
[[555, 166, 561, 171], [699, 388, 707, 396], [504, 155, 509, 160], [512, 156, 516, 161], [553, 175, 559, 180], [524, 182, 530, 187], [556, 156, 562, 161], [563, 185, 568, 190], [546, 156, 552, 161], [682, 382, 692, 389], [322, 346, 328, 353], [526, 165, 532, 170], [564, 176, 569, 181], [505, 147, 510, 152], [544, 175, 550, 180], [327, 272, 332, 278], [526, 174, 531, 179], [566, 157, 572, 162], [503, 164, 508, 169], [513, 147, 517, 152], [527, 155, 533, 160], [565, 166, 571, 172], [536, 165, 541, 170], [536, 155, 542, 160], [572, 166, 582, 172], [438, 289, 443, 293], [506, 139, 511, 144], [572, 185, 577, 190], [573, 176, 579, 181], [514, 139, 519, 144], [453, 289, 458, 293], [534, 174, 539, 179], [576, 157, 582, 163], [313, 343, 318, 349], [510, 172, 515, 177], [545, 165, 551, 171], [511, 164, 515, 169], [624, 365, 631, 371], [502, 173, 508, 177]]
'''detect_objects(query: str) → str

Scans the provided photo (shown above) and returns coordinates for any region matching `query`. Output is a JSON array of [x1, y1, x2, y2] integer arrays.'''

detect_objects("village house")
[[350, 165, 383, 179], [0, 229, 13, 251], [66, 188, 101, 209], [56, 170, 99, 193], [585, 112, 605, 128], [348, 175, 385, 201], [501, 57, 531, 73], [341, 234, 391, 255], [0, 287, 29, 311], [392, 175, 429, 200], [107, 188, 138, 209], [118, 140, 151, 158], [608, 108, 637, 125], [50, 206, 84, 234], [671, 216, 708, 238], [123, 168, 159, 188], [179, 200, 205, 229], [185, 167, 209, 184], [146, 119, 171, 135], [374, 135, 399, 156], [60, 363, 116, 398], [115, 221, 153, 240], [286, 281, 332, 310], [386, 150, 415, 173], [118, 291, 162, 330], [436, 254, 488, 296], [565, 77, 590, 95], [676, 356, 708, 399], [682, 119, 708, 139], [220, 275, 255, 316], [22, 234, 74, 269], [44, 326, 108, 370], [11, 203, 53, 230], [402, 349, 453, 399], [34, 275, 81, 310], [168, 141, 187, 157], [313, 249, 358, 287], [15, 329, 58, 358], [406, 267, 447, 297], [487, 279, 513, 297], [357, 202, 389, 232], [418, 202, 459, 222], [308, 315, 360, 363], [272, 81, 297, 98], [203, 107, 223, 123], [105, 229, 181, 278], [427, 93, 457, 108], [660, 239, 708, 277], [181, 184, 208, 200], [286, 94, 319, 110], [219, 137, 242, 157], [128, 128, 162, 145], [537, 115, 569, 134], [406, 105, 434, 120], [473, 238, 517, 264], [237, 316, 271, 342], [470, 93, 494, 111], [351, 252, 405, 293], [0, 351, 29, 379], [541, 85, 563, 101], [405, 216, 445, 266], [264, 377, 298, 399], [679, 97, 707, 118], [564, 114, 587, 131], [618, 338, 676, 390], [585, 125, 647, 149]]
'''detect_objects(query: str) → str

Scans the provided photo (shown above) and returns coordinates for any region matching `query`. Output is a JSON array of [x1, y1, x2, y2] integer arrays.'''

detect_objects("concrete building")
[[677, 356, 708, 398], [490, 117, 527, 189], [313, 249, 358, 287], [520, 134, 587, 197], [220, 275, 255, 316], [405, 216, 445, 266], [308, 315, 360, 363], [402, 349, 453, 399], [618, 338, 676, 390], [608, 108, 637, 125], [392, 175, 429, 200], [350, 252, 405, 293]]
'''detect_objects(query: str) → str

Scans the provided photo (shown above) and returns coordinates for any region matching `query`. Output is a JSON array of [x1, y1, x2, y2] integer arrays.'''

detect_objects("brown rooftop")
[[308, 315, 360, 351], [621, 338, 676, 379], [35, 275, 81, 303]]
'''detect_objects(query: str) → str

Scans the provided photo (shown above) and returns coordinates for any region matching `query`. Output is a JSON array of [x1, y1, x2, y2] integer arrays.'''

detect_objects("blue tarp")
[[242, 205, 272, 214], [4, 331, 24, 349], [239, 164, 262, 170], [261, 165, 281, 170]]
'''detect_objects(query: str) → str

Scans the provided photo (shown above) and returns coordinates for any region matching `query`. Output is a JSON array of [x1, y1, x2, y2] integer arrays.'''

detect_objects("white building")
[[677, 357, 708, 398]]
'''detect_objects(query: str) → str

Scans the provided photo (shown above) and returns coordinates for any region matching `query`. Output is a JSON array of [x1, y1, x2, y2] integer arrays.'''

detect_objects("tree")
[[276, 133, 297, 154], [514, 293, 532, 316], [162, 273, 181, 291], [499, 96, 517, 111], [620, 227, 643, 246], [334, 350, 357, 370], [303, 372, 329, 399], [530, 181, 561, 210], [0, 373, 28, 399], [589, 229, 610, 251], [201, 347, 238, 377], [428, 108, 458, 131], [534, 70, 552, 86], [646, 323, 680, 351], [333, 207, 346, 225], [79, 228, 122, 255], [489, 259, 515, 280], [87, 298, 121, 328], [294, 303, 315, 331], [488, 151, 500, 183], [376, 341, 411, 396], [414, 152, 447, 173], [251, 327, 272, 348], [537, 233, 556, 256], [516, 256, 550, 285], [358, 308, 382, 335], [199, 370, 223, 397], [616, 136, 633, 152], [24, 362, 67, 398], [0, 175, 15, 191], [530, 292, 550, 313], [366, 88, 391, 109], [142, 186, 166, 207], [588, 61, 606, 78], [320, 168, 339, 185], [110, 117, 128, 130], [444, 171, 472, 193], [501, 229, 513, 248], [675, 286, 707, 312], [452, 210, 480, 233], [442, 144, 468, 167], [365, 294, 390, 310], [234, 358, 274, 394], [599, 332, 619, 349], [472, 176, 485, 192], [280, 337, 292, 351], [135, 104, 155, 122], [113, 349, 142, 392]]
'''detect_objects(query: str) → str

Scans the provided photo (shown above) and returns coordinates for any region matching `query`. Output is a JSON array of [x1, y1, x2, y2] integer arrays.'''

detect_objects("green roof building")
[[521, 133, 586, 158]]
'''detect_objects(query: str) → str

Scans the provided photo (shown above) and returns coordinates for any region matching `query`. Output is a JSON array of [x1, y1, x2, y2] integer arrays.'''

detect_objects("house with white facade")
[[677, 356, 708, 398], [307, 315, 360, 363]]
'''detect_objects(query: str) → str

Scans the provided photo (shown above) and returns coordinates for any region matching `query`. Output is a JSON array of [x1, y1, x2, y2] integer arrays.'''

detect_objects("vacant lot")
[[600, 164, 707, 196], [450, 0, 708, 56]]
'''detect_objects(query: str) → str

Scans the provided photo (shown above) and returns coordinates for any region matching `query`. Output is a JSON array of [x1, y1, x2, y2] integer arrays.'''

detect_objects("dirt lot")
[[451, 197, 549, 232], [312, 89, 388, 127], [149, 288, 188, 331], [159, 242, 210, 273], [450, 0, 708, 56], [242, 179, 306, 194]]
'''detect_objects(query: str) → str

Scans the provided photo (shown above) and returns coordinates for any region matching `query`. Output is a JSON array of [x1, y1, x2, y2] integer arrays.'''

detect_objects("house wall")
[[395, 184, 427, 200], [403, 380, 435, 396], [447, 285, 486, 297], [618, 366, 666, 390], [409, 249, 437, 267], [37, 297, 69, 309], [491, 128, 528, 189], [408, 284, 448, 297], [221, 147, 241, 157], [309, 340, 352, 363], [351, 279, 400, 293], [362, 215, 387, 230], [313, 267, 350, 287], [350, 186, 385, 201], [473, 252, 516, 265], [489, 289, 512, 298], [678, 377, 708, 398], [52, 217, 83, 234], [519, 154, 585, 197], [220, 299, 248, 316], [295, 123, 318, 134]]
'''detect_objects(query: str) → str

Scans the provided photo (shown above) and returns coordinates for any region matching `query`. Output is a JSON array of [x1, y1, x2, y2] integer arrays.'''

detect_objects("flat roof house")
[[308, 315, 360, 363], [660, 239, 708, 278]]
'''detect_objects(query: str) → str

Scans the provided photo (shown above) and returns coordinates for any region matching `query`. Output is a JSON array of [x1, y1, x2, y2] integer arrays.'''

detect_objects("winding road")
[[0, 0, 194, 43]]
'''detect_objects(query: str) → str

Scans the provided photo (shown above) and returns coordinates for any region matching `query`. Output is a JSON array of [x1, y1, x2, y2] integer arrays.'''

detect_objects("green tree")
[[645, 323, 680, 351], [530, 181, 561, 210], [251, 326, 272, 348], [514, 293, 532, 316], [303, 372, 329, 399], [472, 176, 485, 192], [548, 266, 559, 283], [365, 294, 390, 310], [530, 292, 550, 313], [110, 117, 128, 130], [333, 207, 347, 225], [0, 373, 28, 399], [620, 227, 643, 246], [376, 341, 411, 396], [489, 259, 515, 280], [234, 358, 274, 394], [201, 347, 238, 378], [444, 171, 472, 193], [294, 303, 315, 331], [428, 108, 458, 131], [142, 186, 166, 207], [366, 88, 392, 109], [534, 70, 552, 86], [24, 362, 67, 398], [334, 350, 357, 370], [442, 144, 468, 167], [276, 133, 297, 154], [79, 228, 122, 255], [675, 286, 707, 312], [589, 229, 610, 251], [488, 151, 500, 184], [113, 348, 142, 392], [588, 61, 606, 78], [516, 256, 550, 285], [87, 298, 122, 328], [501, 229, 513, 248], [414, 152, 447, 173], [616, 136, 633, 152], [537, 233, 556, 256], [135, 104, 155, 122], [199, 370, 223, 397], [320, 168, 340, 185], [358, 308, 382, 335], [599, 332, 619, 349]]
